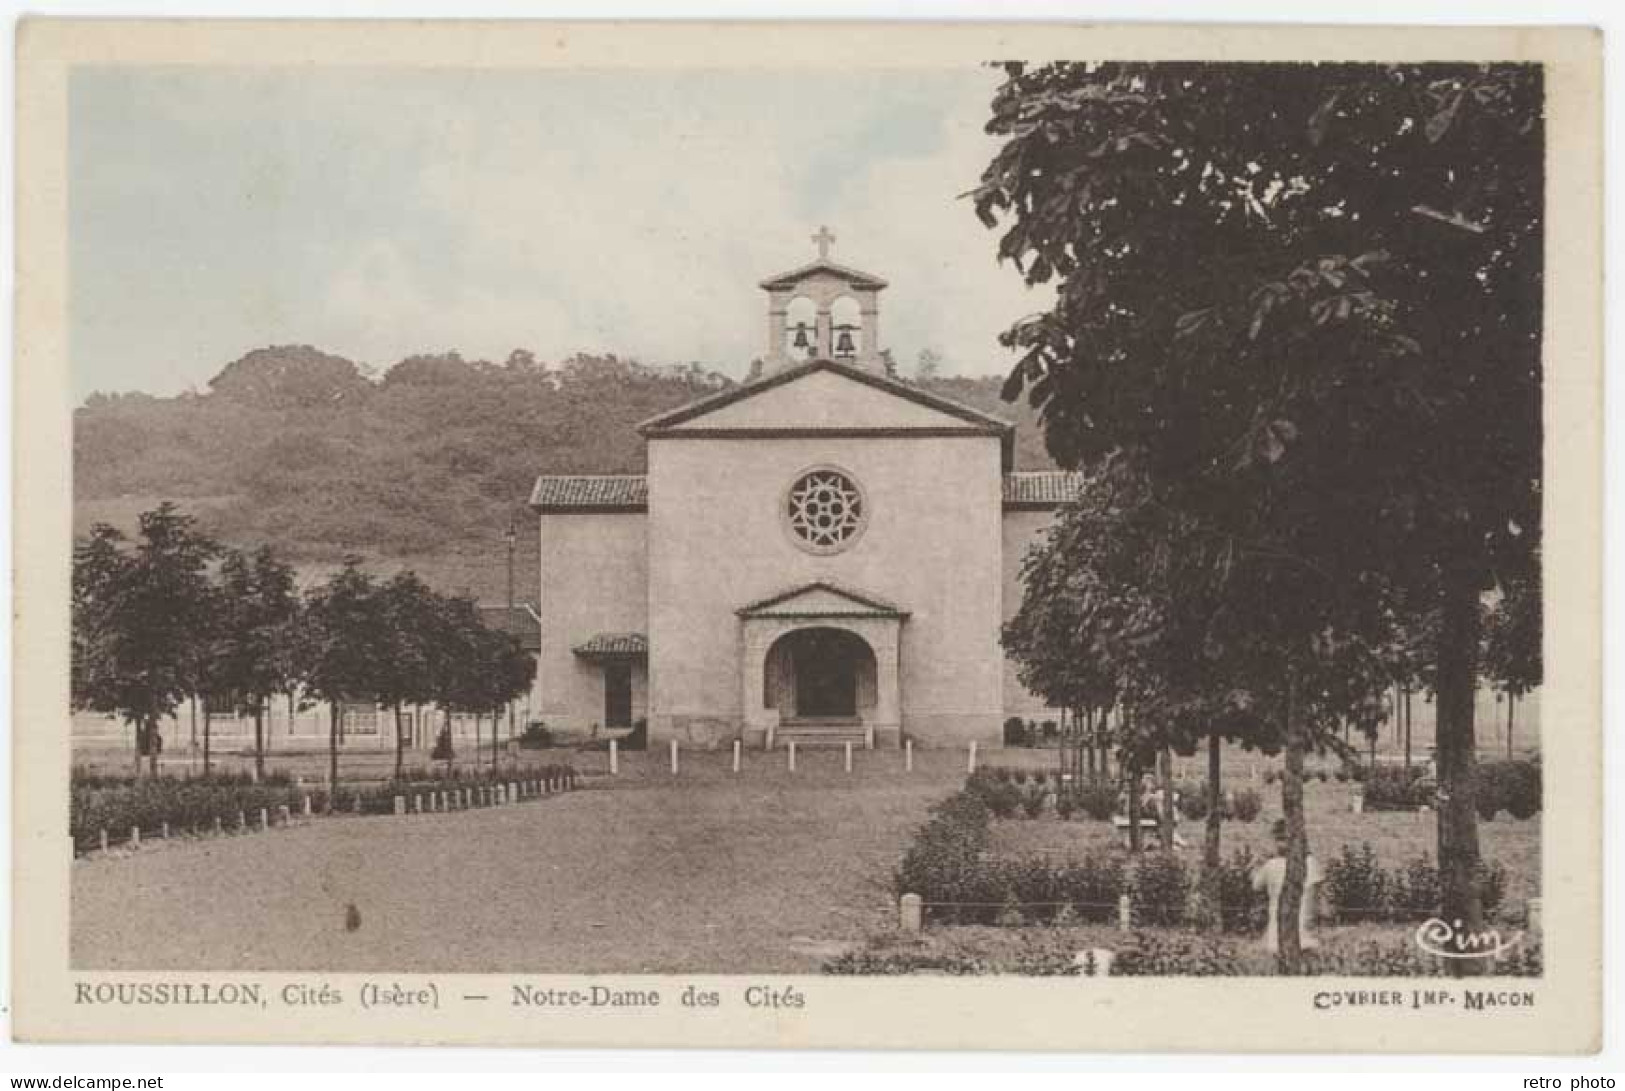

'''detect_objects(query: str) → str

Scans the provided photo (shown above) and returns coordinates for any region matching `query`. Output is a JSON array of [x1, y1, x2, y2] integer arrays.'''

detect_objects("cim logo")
[[1414, 917, 1524, 960]]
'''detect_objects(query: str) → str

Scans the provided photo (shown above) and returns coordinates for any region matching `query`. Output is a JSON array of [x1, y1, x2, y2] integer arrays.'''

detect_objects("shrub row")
[[1359, 765, 1436, 811], [1262, 767, 1364, 786], [1266, 759, 1538, 820], [71, 765, 295, 789], [70, 764, 578, 852], [1001, 717, 1063, 747], [897, 784, 1520, 933], [968, 771, 1259, 824], [71, 778, 325, 851], [1114, 932, 1542, 977], [351, 765, 579, 815], [822, 934, 1542, 978], [1174, 784, 1263, 823], [892, 786, 993, 920], [1322, 842, 1508, 922], [894, 781, 1266, 930], [1474, 760, 1541, 820]]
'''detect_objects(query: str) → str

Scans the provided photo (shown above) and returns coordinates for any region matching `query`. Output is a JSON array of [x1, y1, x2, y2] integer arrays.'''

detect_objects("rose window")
[[786, 468, 866, 552]]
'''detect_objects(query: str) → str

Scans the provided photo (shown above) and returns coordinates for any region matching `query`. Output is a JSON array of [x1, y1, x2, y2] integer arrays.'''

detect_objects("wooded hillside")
[[75, 346, 1055, 600]]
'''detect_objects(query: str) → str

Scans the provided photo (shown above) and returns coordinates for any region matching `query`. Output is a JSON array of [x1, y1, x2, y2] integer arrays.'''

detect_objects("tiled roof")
[[530, 475, 647, 511], [476, 604, 542, 653], [571, 632, 648, 658], [1002, 471, 1086, 508]]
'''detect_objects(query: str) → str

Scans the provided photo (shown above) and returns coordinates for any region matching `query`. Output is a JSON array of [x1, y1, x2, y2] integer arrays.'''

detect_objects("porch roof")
[[736, 579, 908, 620], [571, 632, 649, 659], [1002, 471, 1086, 509]]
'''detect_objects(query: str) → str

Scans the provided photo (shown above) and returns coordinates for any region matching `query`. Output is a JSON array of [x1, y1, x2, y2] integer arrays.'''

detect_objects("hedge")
[[70, 764, 578, 854], [1323, 842, 1509, 922]]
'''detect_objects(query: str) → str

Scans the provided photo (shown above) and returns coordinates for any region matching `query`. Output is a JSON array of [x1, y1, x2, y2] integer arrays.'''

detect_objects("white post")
[[161, 821, 170, 840], [732, 738, 742, 774], [900, 893, 923, 934], [1078, 948, 1115, 977], [844, 741, 853, 773], [99, 829, 108, 853], [258, 807, 269, 832], [609, 739, 619, 775], [129, 825, 140, 848], [1118, 893, 1133, 933], [788, 741, 797, 773], [670, 738, 679, 775], [905, 738, 914, 773], [967, 740, 978, 775], [393, 795, 406, 816], [302, 795, 312, 817]]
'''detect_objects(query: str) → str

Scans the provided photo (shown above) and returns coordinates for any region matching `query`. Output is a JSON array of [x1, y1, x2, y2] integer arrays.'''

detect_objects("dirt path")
[[72, 764, 950, 973]]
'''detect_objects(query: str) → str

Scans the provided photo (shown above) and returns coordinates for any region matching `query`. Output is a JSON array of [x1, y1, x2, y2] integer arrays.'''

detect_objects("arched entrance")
[[764, 627, 876, 722], [737, 580, 906, 749]]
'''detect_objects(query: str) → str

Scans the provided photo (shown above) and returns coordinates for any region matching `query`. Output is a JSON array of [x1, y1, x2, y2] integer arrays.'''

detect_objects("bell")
[[792, 323, 811, 349], [834, 326, 856, 356]]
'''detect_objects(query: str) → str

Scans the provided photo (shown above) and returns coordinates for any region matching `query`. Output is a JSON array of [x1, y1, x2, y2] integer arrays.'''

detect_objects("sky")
[[69, 65, 1044, 400]]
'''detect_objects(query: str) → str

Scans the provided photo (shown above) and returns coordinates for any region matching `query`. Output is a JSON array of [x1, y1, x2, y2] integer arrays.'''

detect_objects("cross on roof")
[[811, 225, 836, 260]]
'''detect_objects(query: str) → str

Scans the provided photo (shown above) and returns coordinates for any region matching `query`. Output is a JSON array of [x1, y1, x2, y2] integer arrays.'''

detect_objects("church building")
[[529, 234, 1082, 749]]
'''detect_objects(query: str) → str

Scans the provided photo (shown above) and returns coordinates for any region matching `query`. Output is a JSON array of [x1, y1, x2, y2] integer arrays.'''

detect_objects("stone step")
[[773, 722, 870, 747]]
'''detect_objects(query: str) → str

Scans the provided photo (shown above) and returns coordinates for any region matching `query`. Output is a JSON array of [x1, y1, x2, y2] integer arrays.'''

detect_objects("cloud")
[[74, 67, 1045, 394]]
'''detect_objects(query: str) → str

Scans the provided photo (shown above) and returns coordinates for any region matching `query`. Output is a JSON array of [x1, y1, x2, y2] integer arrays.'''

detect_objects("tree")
[[486, 629, 538, 766], [1482, 560, 1542, 758], [208, 345, 372, 408], [302, 559, 386, 803], [377, 572, 440, 779], [915, 347, 945, 381], [382, 352, 490, 388], [212, 546, 301, 779], [71, 504, 220, 774], [1378, 599, 1440, 771], [975, 62, 1540, 967], [1005, 461, 1331, 881], [414, 592, 537, 771]]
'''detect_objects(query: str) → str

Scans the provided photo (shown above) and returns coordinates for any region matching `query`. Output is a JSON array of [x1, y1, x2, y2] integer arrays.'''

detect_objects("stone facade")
[[529, 248, 1083, 748]]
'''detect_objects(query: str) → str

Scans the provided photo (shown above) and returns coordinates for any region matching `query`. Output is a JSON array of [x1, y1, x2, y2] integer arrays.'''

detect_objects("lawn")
[[69, 743, 1540, 975], [71, 747, 962, 973]]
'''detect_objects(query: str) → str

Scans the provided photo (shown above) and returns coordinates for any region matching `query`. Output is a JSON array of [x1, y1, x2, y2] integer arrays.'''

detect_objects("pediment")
[[639, 360, 1010, 436], [737, 580, 908, 619]]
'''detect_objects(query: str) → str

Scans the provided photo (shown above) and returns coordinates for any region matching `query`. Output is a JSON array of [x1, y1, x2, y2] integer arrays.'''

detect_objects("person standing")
[[1252, 818, 1324, 952]]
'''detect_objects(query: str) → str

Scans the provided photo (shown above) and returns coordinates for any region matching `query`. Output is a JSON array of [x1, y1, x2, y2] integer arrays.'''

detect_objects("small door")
[[604, 662, 633, 728], [794, 632, 859, 719]]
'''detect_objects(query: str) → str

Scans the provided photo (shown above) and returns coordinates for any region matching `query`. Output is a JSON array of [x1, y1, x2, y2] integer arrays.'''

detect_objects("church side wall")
[[647, 434, 1005, 747], [1001, 508, 1064, 722], [536, 512, 649, 732]]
